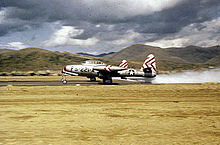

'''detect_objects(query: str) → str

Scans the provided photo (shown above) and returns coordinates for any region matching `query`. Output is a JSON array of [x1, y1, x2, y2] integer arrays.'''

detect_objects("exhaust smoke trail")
[[153, 68, 220, 84]]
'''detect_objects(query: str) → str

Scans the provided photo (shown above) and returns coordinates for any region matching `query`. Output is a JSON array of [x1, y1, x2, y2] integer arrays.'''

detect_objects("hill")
[[167, 45, 220, 63], [104, 44, 220, 64], [104, 44, 185, 63], [0, 48, 92, 72], [207, 55, 220, 65], [0, 45, 219, 72], [0, 49, 15, 53], [103, 44, 220, 71]]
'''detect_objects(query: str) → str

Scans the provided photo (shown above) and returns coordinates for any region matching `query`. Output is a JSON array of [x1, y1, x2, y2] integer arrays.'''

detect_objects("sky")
[[0, 0, 219, 54]]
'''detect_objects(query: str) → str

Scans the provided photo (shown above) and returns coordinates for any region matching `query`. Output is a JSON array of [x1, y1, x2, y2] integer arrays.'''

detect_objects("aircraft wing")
[[94, 65, 127, 72]]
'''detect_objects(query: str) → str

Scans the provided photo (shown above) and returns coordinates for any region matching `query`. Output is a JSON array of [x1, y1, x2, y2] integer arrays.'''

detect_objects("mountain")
[[0, 45, 219, 72], [0, 48, 91, 72], [104, 44, 220, 64], [167, 45, 220, 63], [104, 44, 186, 63], [78, 52, 115, 57], [0, 49, 15, 53], [207, 55, 220, 65]]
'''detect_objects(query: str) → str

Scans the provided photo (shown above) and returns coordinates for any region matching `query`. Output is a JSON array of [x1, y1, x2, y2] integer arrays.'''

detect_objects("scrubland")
[[0, 84, 219, 144]]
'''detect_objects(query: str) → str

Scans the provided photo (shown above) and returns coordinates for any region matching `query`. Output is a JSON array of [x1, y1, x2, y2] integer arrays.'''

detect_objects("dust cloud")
[[153, 68, 220, 83]]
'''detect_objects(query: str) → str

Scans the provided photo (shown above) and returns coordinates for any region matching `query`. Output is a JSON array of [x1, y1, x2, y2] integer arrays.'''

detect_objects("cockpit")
[[82, 60, 106, 65]]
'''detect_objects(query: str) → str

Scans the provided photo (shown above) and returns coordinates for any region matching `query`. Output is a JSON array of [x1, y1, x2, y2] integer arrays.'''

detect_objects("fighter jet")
[[61, 54, 156, 84]]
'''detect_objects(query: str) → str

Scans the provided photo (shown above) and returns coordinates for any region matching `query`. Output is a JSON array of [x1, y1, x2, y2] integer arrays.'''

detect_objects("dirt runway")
[[0, 84, 219, 144]]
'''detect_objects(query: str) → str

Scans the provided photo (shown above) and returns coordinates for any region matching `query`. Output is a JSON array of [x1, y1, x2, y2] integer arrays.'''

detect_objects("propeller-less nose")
[[61, 66, 67, 73], [63, 66, 67, 71]]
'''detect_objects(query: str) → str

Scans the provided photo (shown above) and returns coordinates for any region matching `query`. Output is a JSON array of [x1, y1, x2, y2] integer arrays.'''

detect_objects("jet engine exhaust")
[[153, 68, 220, 84]]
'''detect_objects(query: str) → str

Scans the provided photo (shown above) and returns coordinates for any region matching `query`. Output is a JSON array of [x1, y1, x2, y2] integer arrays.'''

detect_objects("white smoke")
[[153, 68, 220, 84]]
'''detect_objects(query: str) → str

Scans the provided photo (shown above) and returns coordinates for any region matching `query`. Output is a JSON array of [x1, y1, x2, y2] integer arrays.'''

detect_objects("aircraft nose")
[[64, 66, 67, 71], [62, 66, 67, 73]]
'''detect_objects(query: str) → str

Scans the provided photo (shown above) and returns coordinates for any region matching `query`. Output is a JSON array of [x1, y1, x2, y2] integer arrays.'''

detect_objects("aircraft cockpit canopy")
[[83, 60, 106, 65]]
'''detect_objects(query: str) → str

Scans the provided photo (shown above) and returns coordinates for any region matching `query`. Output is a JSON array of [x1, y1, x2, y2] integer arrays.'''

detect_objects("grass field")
[[0, 84, 220, 144]]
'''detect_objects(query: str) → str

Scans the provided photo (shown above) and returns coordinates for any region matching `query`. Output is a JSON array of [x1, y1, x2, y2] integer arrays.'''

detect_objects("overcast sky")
[[0, 0, 219, 54]]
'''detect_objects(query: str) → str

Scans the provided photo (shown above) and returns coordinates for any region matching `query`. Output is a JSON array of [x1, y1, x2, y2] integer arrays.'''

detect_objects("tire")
[[103, 79, 112, 84], [62, 80, 67, 84], [90, 77, 96, 82]]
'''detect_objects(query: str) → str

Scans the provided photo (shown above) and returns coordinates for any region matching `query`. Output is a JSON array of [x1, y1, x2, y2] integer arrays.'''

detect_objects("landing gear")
[[61, 74, 67, 84], [89, 77, 96, 82], [99, 73, 113, 84], [103, 78, 112, 84], [62, 79, 67, 84]]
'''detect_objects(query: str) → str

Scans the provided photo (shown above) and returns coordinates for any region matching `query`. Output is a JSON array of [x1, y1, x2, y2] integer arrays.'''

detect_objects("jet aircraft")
[[61, 54, 156, 84]]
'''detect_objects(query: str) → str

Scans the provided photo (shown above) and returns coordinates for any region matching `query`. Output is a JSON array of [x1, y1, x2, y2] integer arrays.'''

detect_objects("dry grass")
[[0, 84, 220, 144]]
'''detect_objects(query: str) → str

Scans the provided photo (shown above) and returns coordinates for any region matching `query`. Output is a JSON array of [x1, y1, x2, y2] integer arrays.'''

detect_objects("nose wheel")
[[62, 79, 67, 84], [61, 74, 67, 84]]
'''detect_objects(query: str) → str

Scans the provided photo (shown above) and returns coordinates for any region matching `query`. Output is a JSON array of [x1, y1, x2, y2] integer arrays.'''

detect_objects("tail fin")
[[142, 54, 156, 75], [119, 60, 128, 68]]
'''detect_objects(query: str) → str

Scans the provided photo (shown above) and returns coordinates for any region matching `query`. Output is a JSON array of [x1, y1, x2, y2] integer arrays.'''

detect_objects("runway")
[[2, 72, 218, 86], [0, 80, 144, 86]]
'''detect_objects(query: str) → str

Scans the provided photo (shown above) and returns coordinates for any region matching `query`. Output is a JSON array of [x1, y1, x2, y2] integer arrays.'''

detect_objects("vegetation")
[[156, 61, 216, 71], [104, 44, 220, 64], [0, 45, 219, 72], [0, 48, 88, 72], [0, 84, 219, 144]]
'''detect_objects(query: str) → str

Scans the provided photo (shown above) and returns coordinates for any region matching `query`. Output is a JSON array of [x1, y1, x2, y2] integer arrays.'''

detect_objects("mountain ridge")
[[0, 47, 90, 72], [0, 45, 219, 72], [78, 52, 115, 57], [103, 44, 220, 64], [0, 49, 15, 53]]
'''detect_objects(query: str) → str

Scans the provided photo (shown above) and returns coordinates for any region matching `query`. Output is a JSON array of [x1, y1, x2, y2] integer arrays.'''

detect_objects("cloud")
[[41, 26, 99, 47], [145, 17, 220, 48], [1, 0, 217, 36], [0, 8, 6, 24], [78, 0, 184, 21], [6, 42, 29, 50], [0, 41, 28, 50], [0, 0, 219, 53], [112, 30, 141, 46], [145, 38, 189, 48]]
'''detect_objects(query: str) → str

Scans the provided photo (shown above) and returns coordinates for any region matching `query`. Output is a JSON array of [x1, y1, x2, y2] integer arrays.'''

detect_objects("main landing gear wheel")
[[103, 78, 112, 84], [90, 77, 96, 82]]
